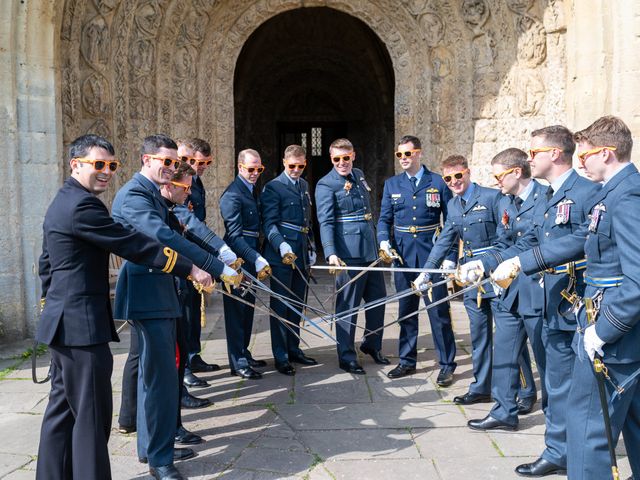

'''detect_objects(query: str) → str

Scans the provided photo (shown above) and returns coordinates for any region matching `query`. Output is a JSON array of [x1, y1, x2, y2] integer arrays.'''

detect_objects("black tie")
[[514, 196, 523, 211], [546, 186, 554, 201], [410, 177, 417, 192], [460, 197, 466, 208], [252, 186, 259, 201]]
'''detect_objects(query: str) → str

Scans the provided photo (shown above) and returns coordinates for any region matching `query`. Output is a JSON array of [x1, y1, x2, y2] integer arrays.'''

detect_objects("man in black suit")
[[35, 134, 205, 480]]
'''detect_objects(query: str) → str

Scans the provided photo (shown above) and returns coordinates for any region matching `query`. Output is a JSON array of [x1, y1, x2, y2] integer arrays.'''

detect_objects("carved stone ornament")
[[506, 0, 534, 15], [516, 15, 547, 67], [81, 15, 110, 68], [420, 13, 445, 48], [81, 72, 110, 116], [461, 0, 490, 32], [516, 69, 545, 116]]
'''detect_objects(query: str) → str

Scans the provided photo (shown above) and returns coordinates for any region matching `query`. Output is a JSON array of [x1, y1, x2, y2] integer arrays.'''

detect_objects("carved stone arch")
[[198, 0, 425, 179]]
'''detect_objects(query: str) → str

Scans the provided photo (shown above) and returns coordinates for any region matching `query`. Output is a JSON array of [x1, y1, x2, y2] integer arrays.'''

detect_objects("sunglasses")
[[181, 156, 213, 167], [331, 153, 354, 163], [493, 167, 518, 182], [240, 164, 265, 174], [443, 169, 469, 184], [170, 181, 191, 193], [146, 154, 180, 169], [577, 146, 617, 167], [395, 149, 421, 159], [74, 157, 120, 172], [287, 164, 306, 171], [528, 147, 560, 159]]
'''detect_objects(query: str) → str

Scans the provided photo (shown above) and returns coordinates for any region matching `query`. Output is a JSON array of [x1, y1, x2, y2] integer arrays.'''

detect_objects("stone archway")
[[232, 6, 396, 221]]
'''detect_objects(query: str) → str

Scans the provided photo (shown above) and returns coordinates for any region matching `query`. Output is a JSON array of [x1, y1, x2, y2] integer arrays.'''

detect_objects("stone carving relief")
[[461, 0, 490, 35], [81, 15, 110, 67], [419, 13, 445, 47], [516, 15, 547, 67], [81, 73, 110, 116], [506, 0, 534, 15], [516, 69, 545, 116]]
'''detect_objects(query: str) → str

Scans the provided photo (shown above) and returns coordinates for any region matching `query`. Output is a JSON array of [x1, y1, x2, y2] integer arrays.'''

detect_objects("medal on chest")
[[426, 188, 441, 208], [555, 199, 573, 225], [588, 203, 606, 232], [501, 209, 510, 230], [343, 180, 352, 195]]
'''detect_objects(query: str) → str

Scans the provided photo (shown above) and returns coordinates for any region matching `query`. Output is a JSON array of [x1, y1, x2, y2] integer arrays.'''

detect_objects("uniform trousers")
[[36, 344, 113, 480], [335, 266, 386, 364]]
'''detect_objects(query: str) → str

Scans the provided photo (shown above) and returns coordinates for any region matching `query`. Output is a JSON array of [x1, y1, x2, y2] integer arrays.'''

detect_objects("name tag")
[[391, 193, 402, 199]]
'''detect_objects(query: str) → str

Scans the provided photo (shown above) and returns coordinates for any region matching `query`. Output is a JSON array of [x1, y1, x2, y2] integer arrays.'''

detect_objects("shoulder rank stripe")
[[162, 247, 178, 273]]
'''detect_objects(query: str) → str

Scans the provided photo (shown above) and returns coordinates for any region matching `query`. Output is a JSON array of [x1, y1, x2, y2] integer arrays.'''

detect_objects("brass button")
[[412, 217, 417, 221], [413, 196, 417, 200], [544, 213, 549, 219], [412, 206, 417, 210], [516, 217, 520, 221], [517, 232, 522, 236], [545, 232, 550, 236], [413, 234, 417, 238]]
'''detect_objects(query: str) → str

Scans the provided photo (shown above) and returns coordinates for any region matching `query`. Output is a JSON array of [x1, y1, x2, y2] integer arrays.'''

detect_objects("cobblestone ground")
[[0, 272, 631, 479]]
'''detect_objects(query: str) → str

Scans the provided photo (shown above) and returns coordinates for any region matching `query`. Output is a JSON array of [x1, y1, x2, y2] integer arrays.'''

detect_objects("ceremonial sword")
[[312, 265, 457, 274]]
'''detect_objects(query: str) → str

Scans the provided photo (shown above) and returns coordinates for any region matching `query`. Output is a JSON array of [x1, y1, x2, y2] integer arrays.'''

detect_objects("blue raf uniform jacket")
[[424, 183, 502, 298], [37, 177, 192, 346], [493, 180, 546, 315], [517, 163, 640, 363], [377, 165, 456, 267], [111, 173, 225, 320], [220, 176, 262, 264], [261, 171, 314, 268], [187, 175, 206, 222], [315, 167, 377, 263], [171, 203, 226, 255], [481, 169, 601, 330]]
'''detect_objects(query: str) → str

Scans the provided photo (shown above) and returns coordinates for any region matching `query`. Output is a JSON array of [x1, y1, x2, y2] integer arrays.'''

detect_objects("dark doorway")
[[234, 7, 395, 253]]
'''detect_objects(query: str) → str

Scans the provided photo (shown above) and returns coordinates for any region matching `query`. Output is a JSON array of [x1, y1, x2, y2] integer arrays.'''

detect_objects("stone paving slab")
[[0, 275, 634, 479]]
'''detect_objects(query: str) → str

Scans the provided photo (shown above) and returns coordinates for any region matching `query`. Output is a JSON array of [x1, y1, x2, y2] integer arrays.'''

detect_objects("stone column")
[[0, 0, 62, 340]]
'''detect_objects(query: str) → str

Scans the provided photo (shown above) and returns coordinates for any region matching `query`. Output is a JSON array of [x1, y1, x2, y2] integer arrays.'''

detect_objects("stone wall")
[[1, 0, 639, 339]]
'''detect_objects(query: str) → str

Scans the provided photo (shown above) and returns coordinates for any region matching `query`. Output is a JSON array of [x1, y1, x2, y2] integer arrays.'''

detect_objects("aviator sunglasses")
[[442, 169, 469, 183], [146, 154, 180, 169], [74, 157, 120, 172]]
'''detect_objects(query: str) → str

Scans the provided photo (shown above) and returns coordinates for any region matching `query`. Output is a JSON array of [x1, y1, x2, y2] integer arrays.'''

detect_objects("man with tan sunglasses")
[[176, 139, 233, 389], [414, 155, 537, 411], [315, 138, 388, 374], [465, 126, 600, 478], [377, 135, 457, 384], [261, 144, 317, 375], [220, 149, 270, 380], [112, 134, 234, 480]]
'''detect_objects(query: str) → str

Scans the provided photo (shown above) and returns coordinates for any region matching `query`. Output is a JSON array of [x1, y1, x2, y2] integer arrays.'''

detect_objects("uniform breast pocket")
[[337, 193, 354, 212], [595, 219, 615, 262], [391, 197, 406, 218], [468, 213, 495, 237]]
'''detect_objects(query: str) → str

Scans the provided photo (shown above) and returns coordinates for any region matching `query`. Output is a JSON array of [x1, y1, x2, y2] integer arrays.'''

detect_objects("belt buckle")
[[301, 226, 309, 234], [465, 249, 473, 258], [409, 226, 417, 234], [364, 213, 372, 221]]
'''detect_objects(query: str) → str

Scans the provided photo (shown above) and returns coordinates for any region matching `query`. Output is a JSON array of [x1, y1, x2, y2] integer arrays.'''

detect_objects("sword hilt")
[[229, 257, 245, 271], [328, 259, 347, 275], [257, 265, 272, 281], [220, 272, 243, 293], [282, 252, 297, 268]]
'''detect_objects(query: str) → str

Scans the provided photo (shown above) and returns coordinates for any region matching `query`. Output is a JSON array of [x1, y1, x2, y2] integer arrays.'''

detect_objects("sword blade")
[[291, 262, 327, 313], [326, 257, 384, 304], [241, 268, 339, 343], [593, 355, 620, 478], [362, 277, 493, 338], [312, 265, 456, 274], [268, 271, 329, 316]]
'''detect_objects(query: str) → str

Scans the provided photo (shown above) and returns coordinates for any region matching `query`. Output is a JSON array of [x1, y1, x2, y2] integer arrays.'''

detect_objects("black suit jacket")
[[37, 177, 192, 347]]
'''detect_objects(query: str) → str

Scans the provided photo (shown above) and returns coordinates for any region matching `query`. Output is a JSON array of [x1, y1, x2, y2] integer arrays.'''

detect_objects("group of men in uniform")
[[34, 115, 639, 480]]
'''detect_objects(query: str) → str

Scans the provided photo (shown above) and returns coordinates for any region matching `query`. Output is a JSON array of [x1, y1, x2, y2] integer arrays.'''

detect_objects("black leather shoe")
[[453, 391, 492, 405], [275, 361, 296, 376], [175, 426, 203, 445], [387, 364, 416, 379], [139, 448, 196, 464], [436, 368, 455, 387], [517, 396, 536, 415], [515, 458, 566, 477], [231, 366, 262, 379], [117, 424, 136, 434], [149, 465, 185, 480], [190, 355, 220, 373], [181, 391, 211, 409], [360, 347, 391, 365], [289, 352, 318, 365], [247, 357, 268, 368], [339, 361, 366, 375], [468, 415, 517, 431], [183, 372, 209, 388]]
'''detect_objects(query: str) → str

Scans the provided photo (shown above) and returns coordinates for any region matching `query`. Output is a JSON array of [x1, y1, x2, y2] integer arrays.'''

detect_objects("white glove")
[[460, 260, 484, 283], [583, 325, 605, 362], [414, 272, 431, 290], [492, 257, 521, 282], [379, 240, 392, 257], [328, 254, 341, 267], [222, 264, 238, 277], [308, 250, 317, 266], [279, 242, 293, 258], [218, 245, 237, 266], [442, 259, 457, 272], [255, 256, 269, 271]]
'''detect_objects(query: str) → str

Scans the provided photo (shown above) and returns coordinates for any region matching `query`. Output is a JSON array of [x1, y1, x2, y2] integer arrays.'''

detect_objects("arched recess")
[[232, 6, 396, 223]]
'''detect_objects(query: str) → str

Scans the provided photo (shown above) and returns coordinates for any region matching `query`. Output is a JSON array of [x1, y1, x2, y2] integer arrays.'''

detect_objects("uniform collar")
[[461, 182, 476, 203], [405, 165, 425, 184], [518, 180, 535, 202], [549, 168, 574, 194], [238, 174, 254, 193], [603, 162, 631, 186], [283, 170, 298, 187]]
